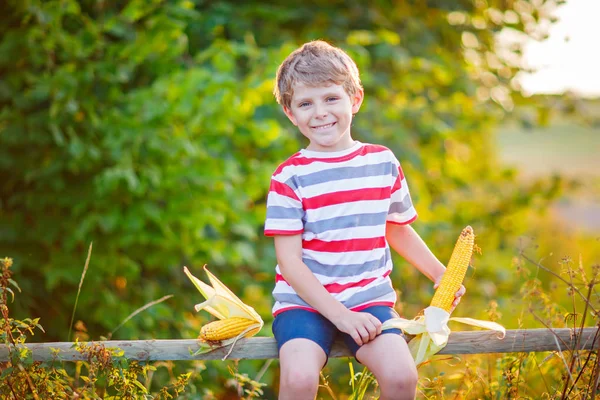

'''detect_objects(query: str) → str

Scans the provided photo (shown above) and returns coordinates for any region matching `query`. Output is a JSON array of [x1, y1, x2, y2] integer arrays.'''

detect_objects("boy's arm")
[[274, 234, 382, 345], [386, 223, 465, 309]]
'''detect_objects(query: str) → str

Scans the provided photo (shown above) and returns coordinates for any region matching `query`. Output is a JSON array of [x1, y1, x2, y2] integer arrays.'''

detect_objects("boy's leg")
[[279, 339, 327, 400], [272, 309, 337, 400], [341, 306, 418, 400], [356, 334, 417, 400]]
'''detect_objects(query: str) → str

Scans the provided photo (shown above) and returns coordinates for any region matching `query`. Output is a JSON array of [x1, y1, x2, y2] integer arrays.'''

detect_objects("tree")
[[0, 0, 563, 392]]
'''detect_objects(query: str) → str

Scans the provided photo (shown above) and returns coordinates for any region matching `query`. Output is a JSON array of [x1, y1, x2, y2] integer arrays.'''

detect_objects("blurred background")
[[1, 0, 598, 398]]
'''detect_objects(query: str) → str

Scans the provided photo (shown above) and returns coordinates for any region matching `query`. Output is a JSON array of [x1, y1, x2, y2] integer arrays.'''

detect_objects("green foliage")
[[348, 363, 378, 400], [0, 0, 578, 396], [0, 256, 193, 398]]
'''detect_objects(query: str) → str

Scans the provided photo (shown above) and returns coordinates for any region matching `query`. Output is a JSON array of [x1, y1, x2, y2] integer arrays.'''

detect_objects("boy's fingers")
[[351, 330, 363, 346], [367, 322, 378, 341], [369, 315, 382, 336], [357, 327, 370, 344]]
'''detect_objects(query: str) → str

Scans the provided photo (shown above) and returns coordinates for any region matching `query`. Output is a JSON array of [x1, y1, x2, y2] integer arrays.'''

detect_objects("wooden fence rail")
[[1, 328, 598, 362]]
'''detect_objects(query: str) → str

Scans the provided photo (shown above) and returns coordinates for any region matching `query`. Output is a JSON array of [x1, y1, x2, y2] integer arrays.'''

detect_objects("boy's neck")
[[305, 138, 358, 153]]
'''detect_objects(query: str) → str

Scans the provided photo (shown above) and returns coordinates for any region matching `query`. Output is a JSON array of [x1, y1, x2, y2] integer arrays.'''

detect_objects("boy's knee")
[[280, 368, 320, 393], [379, 366, 418, 394]]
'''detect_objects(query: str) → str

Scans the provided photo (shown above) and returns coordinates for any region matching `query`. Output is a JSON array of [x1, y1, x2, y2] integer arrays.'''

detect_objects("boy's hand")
[[433, 275, 466, 314], [331, 309, 382, 346]]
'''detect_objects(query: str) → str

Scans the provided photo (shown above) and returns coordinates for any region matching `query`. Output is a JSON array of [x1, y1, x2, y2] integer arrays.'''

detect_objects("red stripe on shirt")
[[302, 236, 386, 252], [265, 229, 304, 236], [324, 277, 376, 293], [276, 269, 391, 294], [273, 145, 388, 175], [273, 301, 397, 317], [397, 163, 405, 181], [324, 270, 391, 293], [350, 301, 395, 312], [387, 214, 418, 226], [304, 187, 391, 210], [269, 180, 300, 202], [391, 175, 402, 194], [273, 152, 303, 176], [273, 305, 318, 316]]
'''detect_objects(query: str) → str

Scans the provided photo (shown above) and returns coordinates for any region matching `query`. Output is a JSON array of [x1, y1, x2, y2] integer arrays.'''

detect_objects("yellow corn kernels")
[[430, 226, 475, 312], [199, 317, 257, 341]]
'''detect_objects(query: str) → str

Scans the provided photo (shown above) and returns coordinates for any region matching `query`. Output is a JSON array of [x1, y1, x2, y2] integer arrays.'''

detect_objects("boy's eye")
[[298, 102, 310, 107], [326, 97, 339, 102]]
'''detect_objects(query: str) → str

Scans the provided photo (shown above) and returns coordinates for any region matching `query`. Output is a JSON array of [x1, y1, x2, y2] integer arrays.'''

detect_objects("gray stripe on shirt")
[[273, 279, 395, 310], [303, 248, 391, 278], [342, 281, 396, 309], [304, 212, 387, 234], [389, 194, 413, 214], [266, 206, 305, 220], [291, 162, 393, 188]]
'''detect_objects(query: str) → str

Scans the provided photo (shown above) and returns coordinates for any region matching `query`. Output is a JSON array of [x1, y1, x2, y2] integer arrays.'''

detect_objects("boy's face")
[[283, 83, 363, 152]]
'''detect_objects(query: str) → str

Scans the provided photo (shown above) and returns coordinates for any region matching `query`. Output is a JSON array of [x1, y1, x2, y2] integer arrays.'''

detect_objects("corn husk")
[[382, 307, 505, 365], [382, 227, 505, 366], [184, 266, 263, 359]]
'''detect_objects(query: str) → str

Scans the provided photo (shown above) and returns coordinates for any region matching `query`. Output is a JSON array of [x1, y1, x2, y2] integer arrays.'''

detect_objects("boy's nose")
[[314, 105, 328, 119]]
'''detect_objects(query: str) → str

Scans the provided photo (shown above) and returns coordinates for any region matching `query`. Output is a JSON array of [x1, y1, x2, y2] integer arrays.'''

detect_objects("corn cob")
[[430, 226, 475, 312], [199, 317, 258, 341]]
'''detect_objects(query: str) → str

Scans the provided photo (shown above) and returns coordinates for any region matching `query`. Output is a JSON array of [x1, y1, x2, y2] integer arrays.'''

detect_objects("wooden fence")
[[1, 328, 598, 362]]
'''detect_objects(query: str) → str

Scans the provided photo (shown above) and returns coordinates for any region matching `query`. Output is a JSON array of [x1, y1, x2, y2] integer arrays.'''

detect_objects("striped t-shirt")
[[264, 141, 417, 316]]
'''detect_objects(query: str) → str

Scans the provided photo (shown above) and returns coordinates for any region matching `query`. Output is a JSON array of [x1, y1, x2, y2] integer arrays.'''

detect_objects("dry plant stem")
[[520, 252, 597, 314], [562, 296, 590, 400], [532, 354, 552, 395], [583, 322, 600, 399], [319, 372, 338, 400], [5, 377, 18, 399], [566, 324, 600, 398], [68, 242, 92, 341], [530, 311, 571, 351], [567, 260, 578, 332], [487, 354, 493, 396], [254, 359, 272, 382], [551, 335, 575, 385], [515, 354, 525, 398], [577, 291, 595, 341], [563, 281, 595, 399], [17, 363, 40, 400], [592, 349, 600, 399], [109, 294, 174, 338]]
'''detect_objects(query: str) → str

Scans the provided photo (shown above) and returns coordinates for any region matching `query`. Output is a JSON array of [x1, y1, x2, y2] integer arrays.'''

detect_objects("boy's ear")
[[282, 106, 297, 126], [351, 88, 364, 114]]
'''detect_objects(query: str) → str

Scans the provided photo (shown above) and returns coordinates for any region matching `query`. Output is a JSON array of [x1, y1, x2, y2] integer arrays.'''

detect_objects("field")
[[496, 117, 600, 233]]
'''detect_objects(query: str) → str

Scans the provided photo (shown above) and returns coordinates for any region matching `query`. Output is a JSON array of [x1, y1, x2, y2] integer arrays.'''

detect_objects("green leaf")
[[7, 279, 21, 293]]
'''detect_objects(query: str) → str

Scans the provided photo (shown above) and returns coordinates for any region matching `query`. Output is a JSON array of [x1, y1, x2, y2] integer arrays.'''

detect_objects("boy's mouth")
[[311, 122, 336, 131]]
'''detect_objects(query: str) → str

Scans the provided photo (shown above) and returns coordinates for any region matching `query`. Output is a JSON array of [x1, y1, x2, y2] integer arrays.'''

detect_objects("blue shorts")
[[272, 305, 404, 359]]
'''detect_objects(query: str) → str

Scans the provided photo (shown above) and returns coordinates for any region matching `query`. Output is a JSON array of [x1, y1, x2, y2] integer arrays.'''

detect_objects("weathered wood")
[[1, 328, 597, 362]]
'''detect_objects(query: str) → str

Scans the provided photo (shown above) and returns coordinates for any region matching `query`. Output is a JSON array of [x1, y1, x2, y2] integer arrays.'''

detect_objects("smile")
[[311, 122, 336, 130]]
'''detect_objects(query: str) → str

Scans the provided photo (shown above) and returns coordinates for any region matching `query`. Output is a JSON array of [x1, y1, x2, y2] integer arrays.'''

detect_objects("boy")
[[264, 40, 464, 400]]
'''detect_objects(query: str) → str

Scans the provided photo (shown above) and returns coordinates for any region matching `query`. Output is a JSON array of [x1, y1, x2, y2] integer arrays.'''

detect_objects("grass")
[[496, 117, 600, 234], [67, 242, 92, 342], [496, 119, 600, 179]]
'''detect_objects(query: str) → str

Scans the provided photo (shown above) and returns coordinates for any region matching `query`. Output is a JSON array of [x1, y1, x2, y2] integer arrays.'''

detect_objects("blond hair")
[[274, 40, 363, 108]]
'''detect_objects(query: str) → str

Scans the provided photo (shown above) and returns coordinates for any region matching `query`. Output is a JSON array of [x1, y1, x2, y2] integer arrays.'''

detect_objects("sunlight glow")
[[518, 0, 600, 97]]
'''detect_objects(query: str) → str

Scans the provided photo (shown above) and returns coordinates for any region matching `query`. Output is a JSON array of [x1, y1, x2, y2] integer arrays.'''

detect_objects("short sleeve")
[[387, 157, 417, 225], [264, 176, 305, 236]]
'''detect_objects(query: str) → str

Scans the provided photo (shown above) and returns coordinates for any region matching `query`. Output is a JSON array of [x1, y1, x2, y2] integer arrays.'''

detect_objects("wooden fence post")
[[0, 328, 598, 362]]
